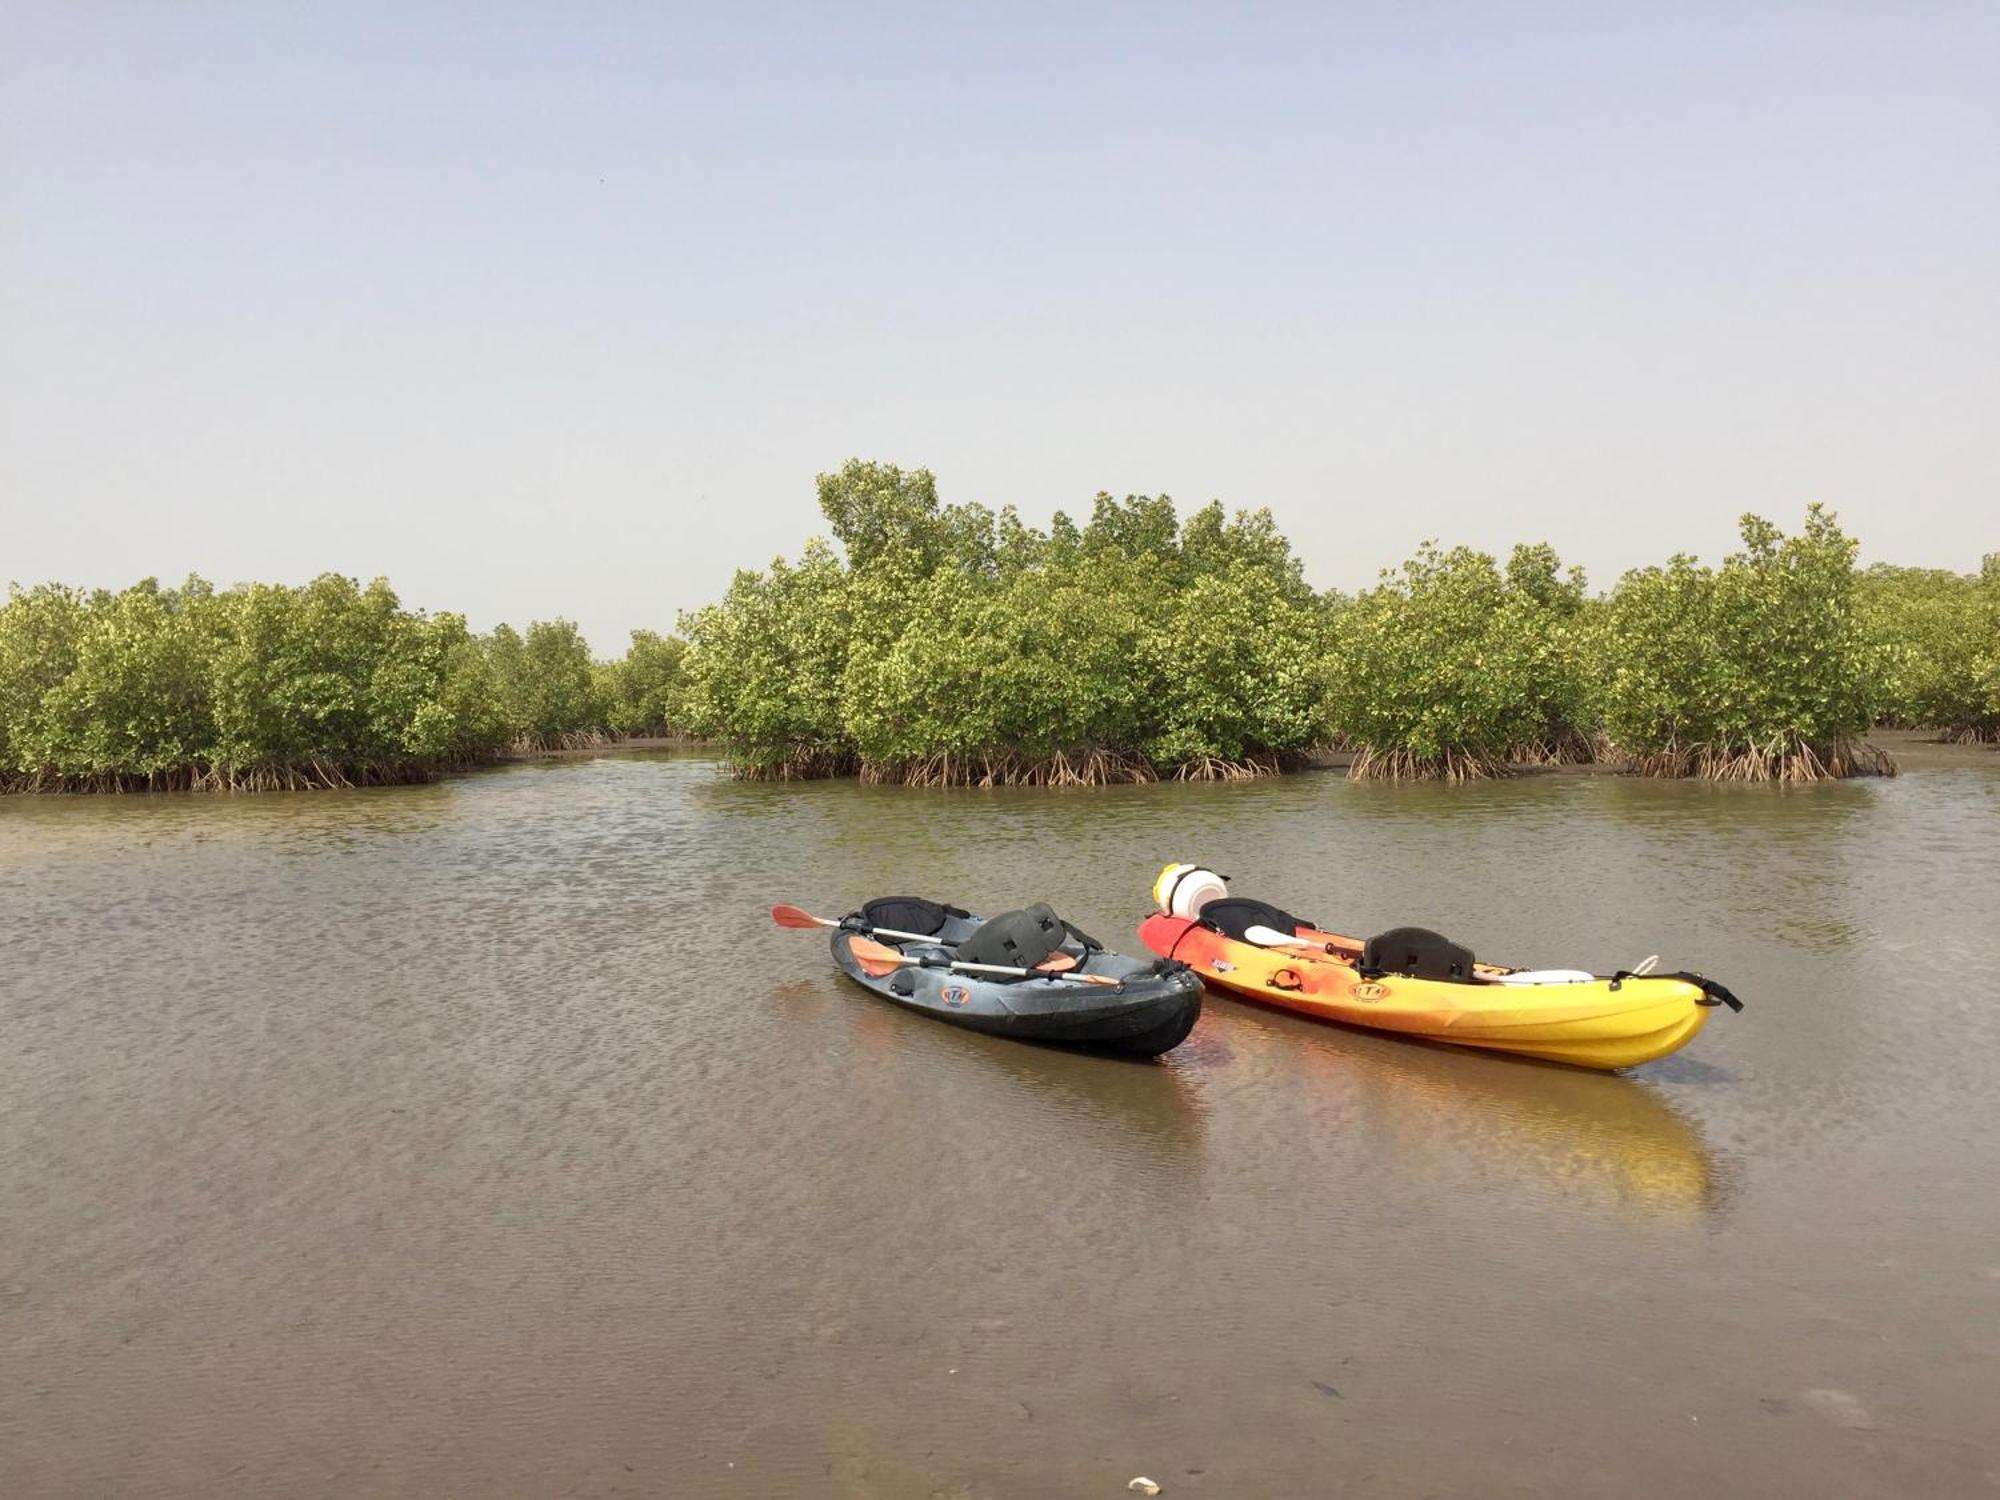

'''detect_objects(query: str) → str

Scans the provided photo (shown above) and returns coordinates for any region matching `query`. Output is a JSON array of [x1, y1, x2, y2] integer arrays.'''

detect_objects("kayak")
[[1138, 866, 1740, 1071], [823, 896, 1204, 1057]]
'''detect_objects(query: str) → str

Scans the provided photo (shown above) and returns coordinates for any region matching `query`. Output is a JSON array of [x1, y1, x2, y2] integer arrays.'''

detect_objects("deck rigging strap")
[[1608, 969, 1744, 1010]]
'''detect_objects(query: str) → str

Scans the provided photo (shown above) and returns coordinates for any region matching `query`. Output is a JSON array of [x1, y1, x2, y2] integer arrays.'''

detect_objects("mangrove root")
[[508, 728, 620, 757], [730, 747, 858, 781], [1505, 729, 1610, 767], [1346, 746, 1510, 782], [0, 758, 449, 795], [1628, 737, 1898, 782], [1939, 723, 2000, 745], [859, 748, 1161, 788], [1168, 750, 1305, 782]]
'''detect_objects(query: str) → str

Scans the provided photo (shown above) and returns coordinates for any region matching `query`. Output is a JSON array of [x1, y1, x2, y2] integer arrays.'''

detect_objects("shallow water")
[[3, 752, 1998, 1497]]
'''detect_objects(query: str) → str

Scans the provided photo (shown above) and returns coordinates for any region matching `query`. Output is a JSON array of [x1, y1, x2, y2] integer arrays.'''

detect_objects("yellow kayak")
[[1139, 865, 1740, 1070]]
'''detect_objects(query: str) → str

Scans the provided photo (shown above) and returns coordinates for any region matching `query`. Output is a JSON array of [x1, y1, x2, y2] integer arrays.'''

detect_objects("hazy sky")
[[5, 3, 1995, 651]]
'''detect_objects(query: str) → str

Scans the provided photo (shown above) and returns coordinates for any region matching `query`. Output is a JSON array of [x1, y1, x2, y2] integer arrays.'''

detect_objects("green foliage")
[[1079, 493, 1180, 565], [1502, 544, 1600, 761], [10, 485, 1972, 796], [1181, 502, 1313, 602], [1595, 552, 1714, 759], [0, 574, 515, 790], [680, 463, 1330, 782], [1599, 505, 1889, 778], [1857, 563, 1999, 738], [206, 575, 510, 775], [1324, 544, 1583, 779], [481, 618, 604, 747], [1138, 561, 1328, 773], [596, 630, 690, 736], [816, 459, 948, 574], [0, 583, 89, 773], [426, 624, 515, 763], [1980, 556, 2000, 737], [678, 540, 856, 776], [842, 558, 1155, 782], [28, 577, 225, 781], [0, 564, 700, 790]]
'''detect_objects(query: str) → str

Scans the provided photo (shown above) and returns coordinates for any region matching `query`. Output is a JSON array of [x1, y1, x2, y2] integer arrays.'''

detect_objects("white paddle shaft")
[[797, 911, 944, 945], [858, 949, 1113, 987]]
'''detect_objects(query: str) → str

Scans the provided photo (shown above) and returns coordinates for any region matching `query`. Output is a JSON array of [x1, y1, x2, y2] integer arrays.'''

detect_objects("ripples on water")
[[3, 752, 1998, 1496]]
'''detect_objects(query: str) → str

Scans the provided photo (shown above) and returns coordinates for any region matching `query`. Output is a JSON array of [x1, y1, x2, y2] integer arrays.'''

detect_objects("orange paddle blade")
[[1034, 952, 1079, 973], [771, 903, 831, 930], [846, 935, 911, 977]]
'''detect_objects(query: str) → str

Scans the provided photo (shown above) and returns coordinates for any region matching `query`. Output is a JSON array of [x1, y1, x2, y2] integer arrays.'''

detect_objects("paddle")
[[768, 904, 1112, 988], [1243, 925, 1366, 961], [1245, 924, 1317, 949], [771, 902, 940, 945], [843, 935, 1122, 988], [780, 904, 1088, 976]]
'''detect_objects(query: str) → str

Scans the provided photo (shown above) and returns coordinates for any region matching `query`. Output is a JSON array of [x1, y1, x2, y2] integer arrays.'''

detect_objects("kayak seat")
[[1200, 897, 1310, 942], [1362, 926, 1476, 983], [956, 904, 1067, 975], [862, 896, 970, 938]]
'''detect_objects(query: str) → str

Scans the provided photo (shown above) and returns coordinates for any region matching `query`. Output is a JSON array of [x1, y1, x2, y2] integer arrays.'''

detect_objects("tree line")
[[4, 460, 1994, 792], [675, 462, 1327, 784], [674, 462, 1996, 784], [676, 468, 2000, 792], [0, 575, 686, 791]]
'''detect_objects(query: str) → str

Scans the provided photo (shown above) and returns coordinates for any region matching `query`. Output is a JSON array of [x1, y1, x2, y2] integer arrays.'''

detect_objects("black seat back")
[[1200, 897, 1310, 941], [1363, 926, 1475, 982], [862, 896, 965, 936], [956, 904, 1067, 972]]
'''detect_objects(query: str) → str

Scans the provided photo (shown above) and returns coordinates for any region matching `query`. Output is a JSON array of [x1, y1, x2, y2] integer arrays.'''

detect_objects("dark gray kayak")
[[829, 897, 1202, 1057]]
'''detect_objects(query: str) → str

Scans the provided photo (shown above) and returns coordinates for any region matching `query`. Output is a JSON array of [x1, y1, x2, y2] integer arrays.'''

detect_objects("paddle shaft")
[[775, 905, 1116, 986], [771, 904, 944, 945], [847, 935, 1119, 988]]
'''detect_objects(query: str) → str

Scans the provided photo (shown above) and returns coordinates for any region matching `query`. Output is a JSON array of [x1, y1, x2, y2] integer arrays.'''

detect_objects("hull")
[[1139, 914, 1711, 1070], [832, 921, 1202, 1058]]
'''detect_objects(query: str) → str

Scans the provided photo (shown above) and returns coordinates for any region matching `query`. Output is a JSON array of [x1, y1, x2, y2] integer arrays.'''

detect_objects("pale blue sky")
[[4, 2, 1995, 650]]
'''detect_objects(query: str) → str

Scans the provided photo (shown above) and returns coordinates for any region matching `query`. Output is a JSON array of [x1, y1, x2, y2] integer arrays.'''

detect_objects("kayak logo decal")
[[1350, 981, 1391, 1002], [941, 985, 972, 1007]]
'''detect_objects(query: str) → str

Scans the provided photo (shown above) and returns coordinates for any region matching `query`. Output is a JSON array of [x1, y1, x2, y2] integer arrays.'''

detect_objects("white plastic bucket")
[[1153, 863, 1228, 919]]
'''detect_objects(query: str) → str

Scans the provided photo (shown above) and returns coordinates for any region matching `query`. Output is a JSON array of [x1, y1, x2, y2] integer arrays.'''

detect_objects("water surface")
[[4, 753, 1997, 1496]]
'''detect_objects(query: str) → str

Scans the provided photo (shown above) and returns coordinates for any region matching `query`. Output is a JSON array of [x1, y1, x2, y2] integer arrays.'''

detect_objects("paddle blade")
[[1028, 954, 1122, 988], [1245, 924, 1314, 948], [846, 935, 910, 977], [771, 903, 831, 930]]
